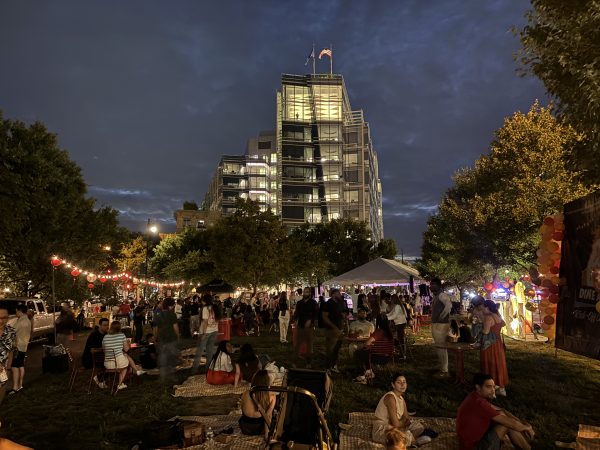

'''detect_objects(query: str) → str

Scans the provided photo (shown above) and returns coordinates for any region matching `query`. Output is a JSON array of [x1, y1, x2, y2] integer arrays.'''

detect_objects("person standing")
[[192, 294, 221, 372], [321, 288, 345, 372], [430, 277, 452, 378], [133, 302, 146, 343], [189, 295, 200, 336], [55, 303, 77, 351], [10, 305, 31, 394], [292, 287, 318, 368], [153, 297, 180, 381], [278, 291, 290, 344], [479, 300, 509, 397], [0, 308, 16, 404], [387, 295, 408, 359]]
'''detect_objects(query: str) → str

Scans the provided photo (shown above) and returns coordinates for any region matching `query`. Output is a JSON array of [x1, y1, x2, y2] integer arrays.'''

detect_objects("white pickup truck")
[[0, 297, 59, 340]]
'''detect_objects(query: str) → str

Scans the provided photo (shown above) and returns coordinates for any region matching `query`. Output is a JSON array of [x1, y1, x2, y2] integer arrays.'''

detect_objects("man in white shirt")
[[10, 305, 31, 394], [430, 277, 452, 378]]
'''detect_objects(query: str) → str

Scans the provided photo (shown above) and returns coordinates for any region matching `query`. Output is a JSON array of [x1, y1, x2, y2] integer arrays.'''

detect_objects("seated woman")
[[102, 321, 143, 391], [353, 314, 395, 383], [239, 369, 276, 437], [206, 340, 241, 387], [372, 373, 428, 447], [237, 343, 261, 383]]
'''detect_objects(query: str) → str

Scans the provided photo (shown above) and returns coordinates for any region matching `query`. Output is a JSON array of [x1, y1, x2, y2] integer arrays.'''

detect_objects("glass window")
[[317, 124, 342, 142], [283, 85, 312, 121], [196, 220, 205, 229], [345, 151, 358, 165], [258, 141, 271, 150], [312, 85, 342, 121], [322, 165, 341, 181], [320, 144, 341, 161], [249, 177, 267, 189], [345, 190, 359, 203], [183, 218, 191, 228], [270, 153, 277, 163]]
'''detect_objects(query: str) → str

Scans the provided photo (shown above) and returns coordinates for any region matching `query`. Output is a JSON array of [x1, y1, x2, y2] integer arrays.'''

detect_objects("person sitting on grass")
[[206, 340, 241, 387], [239, 369, 276, 437], [372, 373, 429, 446], [353, 314, 395, 384], [237, 343, 261, 383], [448, 319, 460, 342], [456, 373, 534, 450]]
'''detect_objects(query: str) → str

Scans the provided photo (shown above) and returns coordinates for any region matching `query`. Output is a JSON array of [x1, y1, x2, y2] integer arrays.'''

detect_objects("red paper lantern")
[[549, 285, 560, 294], [99, 276, 107, 283], [51, 257, 62, 267], [548, 294, 559, 304], [484, 283, 493, 291], [549, 266, 560, 275], [87, 283, 95, 289], [70, 269, 81, 277], [552, 231, 564, 241], [112, 275, 119, 281]]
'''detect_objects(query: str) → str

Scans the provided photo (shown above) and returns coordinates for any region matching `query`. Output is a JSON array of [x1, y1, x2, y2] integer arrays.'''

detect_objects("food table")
[[433, 342, 478, 387]]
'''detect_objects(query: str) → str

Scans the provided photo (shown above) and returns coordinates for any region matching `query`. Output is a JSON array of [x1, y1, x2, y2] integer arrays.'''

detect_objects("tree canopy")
[[516, 1, 600, 182], [0, 114, 126, 297], [420, 102, 593, 281]]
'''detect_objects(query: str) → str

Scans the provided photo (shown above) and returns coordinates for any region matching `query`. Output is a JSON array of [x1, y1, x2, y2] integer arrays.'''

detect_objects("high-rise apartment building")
[[202, 73, 383, 242]]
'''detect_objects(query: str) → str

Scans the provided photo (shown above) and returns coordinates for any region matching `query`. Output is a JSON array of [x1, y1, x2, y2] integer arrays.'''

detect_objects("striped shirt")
[[102, 332, 126, 358]]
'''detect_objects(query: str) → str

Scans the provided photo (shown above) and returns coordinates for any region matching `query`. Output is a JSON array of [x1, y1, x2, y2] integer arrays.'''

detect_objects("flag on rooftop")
[[319, 48, 332, 59], [304, 48, 315, 66]]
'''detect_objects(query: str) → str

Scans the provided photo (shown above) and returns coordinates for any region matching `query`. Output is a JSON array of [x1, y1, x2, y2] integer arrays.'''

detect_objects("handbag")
[[180, 421, 205, 447]]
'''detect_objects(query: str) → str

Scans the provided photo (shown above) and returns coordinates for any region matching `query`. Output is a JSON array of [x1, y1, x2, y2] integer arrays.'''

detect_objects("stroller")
[[250, 368, 337, 450]]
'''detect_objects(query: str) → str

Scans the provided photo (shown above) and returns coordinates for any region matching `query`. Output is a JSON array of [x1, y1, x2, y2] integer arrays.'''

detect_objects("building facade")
[[173, 209, 222, 233], [202, 73, 383, 242]]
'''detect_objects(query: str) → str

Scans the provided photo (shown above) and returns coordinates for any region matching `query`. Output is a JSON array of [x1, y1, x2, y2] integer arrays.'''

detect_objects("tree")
[[421, 103, 593, 275], [0, 114, 126, 298], [115, 235, 147, 274], [370, 238, 398, 260], [182, 201, 198, 210], [208, 199, 287, 293], [284, 224, 331, 287], [515, 1, 600, 182], [149, 228, 214, 284]]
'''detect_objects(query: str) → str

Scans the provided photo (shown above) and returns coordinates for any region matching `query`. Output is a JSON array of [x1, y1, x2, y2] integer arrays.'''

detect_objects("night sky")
[[0, 1, 546, 256]]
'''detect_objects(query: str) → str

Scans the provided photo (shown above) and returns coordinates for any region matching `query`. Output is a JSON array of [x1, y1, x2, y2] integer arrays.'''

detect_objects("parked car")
[[0, 297, 59, 340]]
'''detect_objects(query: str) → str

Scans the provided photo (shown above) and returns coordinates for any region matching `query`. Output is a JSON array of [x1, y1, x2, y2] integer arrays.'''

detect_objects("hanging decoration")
[[49, 255, 185, 288], [532, 213, 564, 340]]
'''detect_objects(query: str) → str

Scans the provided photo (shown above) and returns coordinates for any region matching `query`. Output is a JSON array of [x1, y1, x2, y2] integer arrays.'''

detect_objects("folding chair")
[[68, 355, 88, 393], [89, 348, 121, 395]]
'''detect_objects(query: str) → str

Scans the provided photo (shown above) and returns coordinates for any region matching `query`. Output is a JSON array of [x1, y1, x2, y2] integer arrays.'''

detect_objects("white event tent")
[[323, 257, 420, 285]]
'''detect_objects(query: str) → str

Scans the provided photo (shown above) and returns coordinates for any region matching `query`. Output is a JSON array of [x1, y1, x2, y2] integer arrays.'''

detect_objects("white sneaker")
[[136, 370, 145, 376], [117, 383, 127, 390], [98, 382, 107, 389], [416, 435, 432, 446], [93, 375, 100, 386], [353, 375, 367, 384], [365, 369, 375, 379]]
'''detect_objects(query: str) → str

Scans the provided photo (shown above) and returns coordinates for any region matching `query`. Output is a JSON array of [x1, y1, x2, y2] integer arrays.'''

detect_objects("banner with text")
[[556, 190, 600, 360]]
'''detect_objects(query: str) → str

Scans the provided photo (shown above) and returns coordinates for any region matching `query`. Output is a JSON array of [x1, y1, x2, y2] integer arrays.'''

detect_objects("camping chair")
[[68, 354, 88, 393], [251, 368, 335, 450]]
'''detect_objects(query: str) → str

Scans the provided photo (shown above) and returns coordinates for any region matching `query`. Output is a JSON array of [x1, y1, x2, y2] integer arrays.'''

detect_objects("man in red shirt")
[[456, 373, 534, 450]]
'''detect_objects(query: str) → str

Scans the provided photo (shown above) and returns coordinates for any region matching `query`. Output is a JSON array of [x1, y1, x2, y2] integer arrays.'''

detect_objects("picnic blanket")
[[164, 414, 264, 450], [339, 412, 517, 450], [339, 412, 457, 450], [578, 424, 600, 449], [173, 375, 249, 397]]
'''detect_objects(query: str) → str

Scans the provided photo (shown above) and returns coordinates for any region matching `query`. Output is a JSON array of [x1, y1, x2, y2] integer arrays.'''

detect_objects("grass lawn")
[[1, 324, 599, 449]]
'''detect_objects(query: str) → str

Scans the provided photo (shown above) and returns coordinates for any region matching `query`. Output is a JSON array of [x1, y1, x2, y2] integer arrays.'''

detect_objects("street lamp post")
[[144, 219, 158, 300]]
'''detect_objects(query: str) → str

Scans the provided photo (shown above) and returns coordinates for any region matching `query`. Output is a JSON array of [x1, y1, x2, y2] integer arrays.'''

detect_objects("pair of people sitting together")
[[206, 341, 266, 388]]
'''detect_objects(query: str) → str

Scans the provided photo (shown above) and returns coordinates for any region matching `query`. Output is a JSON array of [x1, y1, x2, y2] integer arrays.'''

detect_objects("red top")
[[456, 391, 500, 450], [119, 303, 131, 315], [369, 329, 394, 357]]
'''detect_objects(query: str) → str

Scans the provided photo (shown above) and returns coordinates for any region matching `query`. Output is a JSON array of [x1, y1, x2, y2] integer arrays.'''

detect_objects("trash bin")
[[217, 318, 231, 342]]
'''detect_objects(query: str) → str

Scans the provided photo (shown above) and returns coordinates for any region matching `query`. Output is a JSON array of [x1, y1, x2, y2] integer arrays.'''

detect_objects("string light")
[[49, 255, 185, 288]]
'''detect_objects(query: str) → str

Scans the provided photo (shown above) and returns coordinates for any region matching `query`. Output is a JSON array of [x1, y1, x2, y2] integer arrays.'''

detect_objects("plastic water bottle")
[[206, 427, 214, 449]]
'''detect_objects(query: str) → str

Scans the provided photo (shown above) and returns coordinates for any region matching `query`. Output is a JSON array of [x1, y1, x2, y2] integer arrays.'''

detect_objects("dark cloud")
[[0, 0, 546, 255]]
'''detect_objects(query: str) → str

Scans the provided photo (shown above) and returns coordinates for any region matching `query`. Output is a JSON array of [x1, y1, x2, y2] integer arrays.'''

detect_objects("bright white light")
[[469, 292, 476, 298], [3, 288, 10, 293], [149, 226, 158, 234]]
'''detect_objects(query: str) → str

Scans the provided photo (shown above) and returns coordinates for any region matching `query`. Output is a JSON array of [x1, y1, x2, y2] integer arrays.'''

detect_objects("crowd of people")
[[0, 278, 534, 449]]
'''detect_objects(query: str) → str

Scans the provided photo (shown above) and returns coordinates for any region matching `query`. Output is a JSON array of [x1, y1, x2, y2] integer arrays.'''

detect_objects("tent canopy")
[[323, 257, 420, 285], [196, 279, 235, 294]]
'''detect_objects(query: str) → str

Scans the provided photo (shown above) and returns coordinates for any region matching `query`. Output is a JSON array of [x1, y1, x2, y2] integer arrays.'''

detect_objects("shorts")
[[475, 427, 502, 450], [12, 351, 26, 368], [104, 354, 129, 370]]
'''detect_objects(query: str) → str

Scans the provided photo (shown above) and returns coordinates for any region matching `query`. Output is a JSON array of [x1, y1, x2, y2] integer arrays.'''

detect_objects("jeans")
[[190, 315, 200, 335], [279, 312, 290, 342], [324, 328, 343, 368], [193, 331, 218, 369], [432, 323, 450, 373], [158, 340, 179, 380]]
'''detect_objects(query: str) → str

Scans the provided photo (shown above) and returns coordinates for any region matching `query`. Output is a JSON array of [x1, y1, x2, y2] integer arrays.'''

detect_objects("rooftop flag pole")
[[330, 43, 333, 75], [312, 42, 316, 75]]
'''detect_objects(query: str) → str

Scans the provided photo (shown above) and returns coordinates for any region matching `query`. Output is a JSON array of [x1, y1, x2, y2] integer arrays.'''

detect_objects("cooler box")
[[217, 318, 231, 342]]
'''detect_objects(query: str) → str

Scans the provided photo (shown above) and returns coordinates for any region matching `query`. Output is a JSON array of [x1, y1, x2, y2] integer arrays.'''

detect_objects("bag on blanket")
[[139, 419, 205, 448]]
